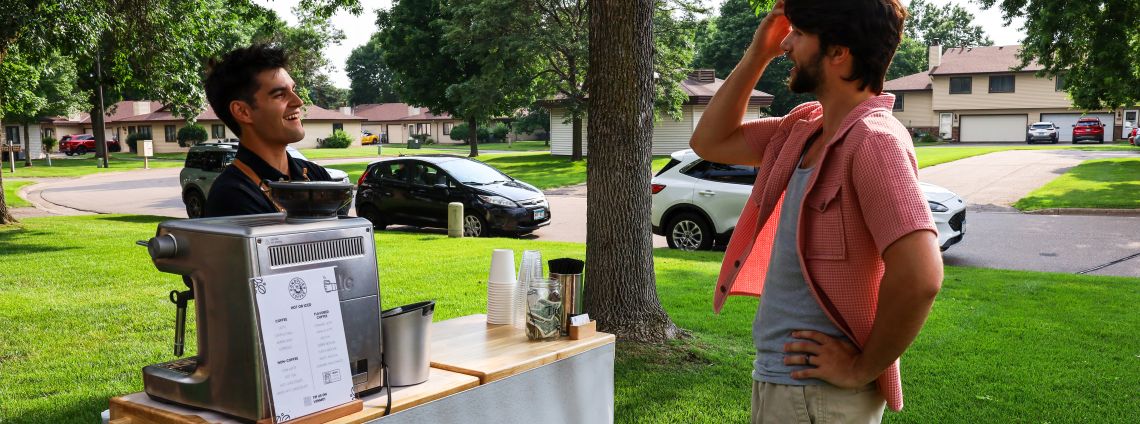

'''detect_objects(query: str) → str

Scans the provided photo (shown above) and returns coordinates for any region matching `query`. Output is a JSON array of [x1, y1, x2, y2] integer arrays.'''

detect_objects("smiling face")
[[239, 68, 305, 146], [780, 25, 827, 94]]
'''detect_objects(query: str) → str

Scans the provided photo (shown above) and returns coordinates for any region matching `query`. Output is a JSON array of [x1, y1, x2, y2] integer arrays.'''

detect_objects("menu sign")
[[251, 267, 354, 422]]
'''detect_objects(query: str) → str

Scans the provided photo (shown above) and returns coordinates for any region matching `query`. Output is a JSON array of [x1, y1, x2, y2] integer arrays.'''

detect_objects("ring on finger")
[[804, 354, 812, 366]]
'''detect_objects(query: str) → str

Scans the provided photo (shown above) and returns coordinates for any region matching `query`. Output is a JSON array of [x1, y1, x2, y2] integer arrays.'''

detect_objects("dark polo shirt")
[[204, 145, 334, 218]]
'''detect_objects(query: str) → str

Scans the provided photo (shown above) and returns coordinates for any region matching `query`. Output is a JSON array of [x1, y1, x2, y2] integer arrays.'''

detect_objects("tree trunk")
[[571, 115, 583, 162], [0, 96, 18, 225], [583, 0, 687, 343], [22, 122, 32, 166], [93, 50, 109, 167], [468, 117, 479, 158]]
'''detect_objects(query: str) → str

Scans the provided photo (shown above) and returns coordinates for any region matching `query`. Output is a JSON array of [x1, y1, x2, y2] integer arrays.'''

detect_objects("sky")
[[254, 0, 1027, 89]]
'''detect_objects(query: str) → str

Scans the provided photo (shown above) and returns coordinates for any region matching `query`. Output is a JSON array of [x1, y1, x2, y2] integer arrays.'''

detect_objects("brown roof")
[[113, 104, 365, 124], [883, 71, 932, 91], [537, 70, 774, 107], [41, 100, 163, 125], [352, 103, 456, 122], [930, 45, 1044, 75]]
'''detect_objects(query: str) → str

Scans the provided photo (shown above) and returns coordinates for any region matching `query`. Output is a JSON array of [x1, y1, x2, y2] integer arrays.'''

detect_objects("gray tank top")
[[752, 145, 852, 385]]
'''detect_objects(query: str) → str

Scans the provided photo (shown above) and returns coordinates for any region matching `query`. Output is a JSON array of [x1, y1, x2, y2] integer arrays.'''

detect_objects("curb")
[[1021, 208, 1140, 217]]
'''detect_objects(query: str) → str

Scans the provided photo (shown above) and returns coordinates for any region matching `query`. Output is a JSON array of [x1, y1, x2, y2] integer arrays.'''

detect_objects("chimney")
[[687, 69, 716, 83], [408, 105, 420, 117], [928, 39, 941, 72], [340, 106, 353, 115], [68, 111, 80, 122], [133, 101, 152, 116]]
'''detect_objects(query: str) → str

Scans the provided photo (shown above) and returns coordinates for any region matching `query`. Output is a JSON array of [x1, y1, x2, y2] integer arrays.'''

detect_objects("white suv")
[[651, 149, 967, 252]]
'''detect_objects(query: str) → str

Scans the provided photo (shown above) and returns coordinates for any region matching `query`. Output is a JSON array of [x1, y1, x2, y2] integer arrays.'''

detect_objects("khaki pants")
[[750, 381, 885, 424]]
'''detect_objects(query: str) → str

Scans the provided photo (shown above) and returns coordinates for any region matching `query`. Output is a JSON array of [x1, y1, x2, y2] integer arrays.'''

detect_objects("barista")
[[203, 44, 337, 218]]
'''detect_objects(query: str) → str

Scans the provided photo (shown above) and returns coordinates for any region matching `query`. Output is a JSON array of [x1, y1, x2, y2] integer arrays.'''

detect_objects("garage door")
[[959, 115, 1028, 142], [1040, 113, 1115, 142]]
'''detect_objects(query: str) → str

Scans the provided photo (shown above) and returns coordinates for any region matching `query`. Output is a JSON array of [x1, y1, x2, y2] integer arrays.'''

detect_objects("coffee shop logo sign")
[[288, 277, 308, 300]]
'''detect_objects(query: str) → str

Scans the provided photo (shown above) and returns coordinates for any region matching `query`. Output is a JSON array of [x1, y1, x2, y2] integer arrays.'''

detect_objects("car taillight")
[[357, 169, 370, 186], [651, 184, 666, 194]]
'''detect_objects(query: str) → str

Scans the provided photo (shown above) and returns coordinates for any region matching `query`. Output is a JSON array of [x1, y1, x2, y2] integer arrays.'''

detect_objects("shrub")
[[126, 132, 150, 152], [41, 136, 57, 153], [425, 137, 435, 145], [449, 123, 471, 142], [491, 122, 510, 141], [320, 129, 353, 148], [177, 124, 209, 148], [920, 133, 938, 143], [476, 125, 490, 143]]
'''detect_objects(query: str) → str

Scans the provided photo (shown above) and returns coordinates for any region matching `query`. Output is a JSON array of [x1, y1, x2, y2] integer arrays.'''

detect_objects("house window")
[[43, 128, 54, 139], [443, 123, 453, 135], [417, 123, 430, 135], [4, 126, 19, 144], [989, 75, 1015, 93], [1055, 75, 1065, 92], [892, 94, 904, 111], [949, 77, 972, 94], [139, 125, 153, 139], [333, 123, 343, 132], [164, 125, 177, 142], [212, 125, 226, 139], [128, 126, 136, 134]]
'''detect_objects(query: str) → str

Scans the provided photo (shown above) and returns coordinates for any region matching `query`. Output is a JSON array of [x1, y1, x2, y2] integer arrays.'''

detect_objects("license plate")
[[533, 209, 546, 220]]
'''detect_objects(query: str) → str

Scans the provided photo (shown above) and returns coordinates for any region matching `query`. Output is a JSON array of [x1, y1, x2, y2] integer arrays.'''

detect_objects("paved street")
[[14, 150, 1140, 276]]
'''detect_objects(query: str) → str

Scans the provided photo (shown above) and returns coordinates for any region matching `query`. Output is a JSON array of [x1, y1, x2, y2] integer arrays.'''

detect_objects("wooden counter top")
[[429, 314, 616, 384]]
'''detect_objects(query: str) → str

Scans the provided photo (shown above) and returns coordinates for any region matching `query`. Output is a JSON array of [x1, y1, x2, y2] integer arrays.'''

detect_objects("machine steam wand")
[[169, 286, 194, 357]]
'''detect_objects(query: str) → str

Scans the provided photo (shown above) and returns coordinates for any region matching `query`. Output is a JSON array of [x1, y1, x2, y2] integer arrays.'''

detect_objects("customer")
[[202, 44, 336, 218], [689, 1, 943, 422]]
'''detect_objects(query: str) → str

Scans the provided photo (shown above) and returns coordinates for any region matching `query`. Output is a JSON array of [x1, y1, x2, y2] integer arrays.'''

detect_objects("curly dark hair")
[[204, 44, 291, 138], [784, 0, 907, 94]]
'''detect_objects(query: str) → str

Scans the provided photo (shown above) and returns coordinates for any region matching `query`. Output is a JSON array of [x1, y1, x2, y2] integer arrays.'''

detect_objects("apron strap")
[[232, 158, 286, 213]]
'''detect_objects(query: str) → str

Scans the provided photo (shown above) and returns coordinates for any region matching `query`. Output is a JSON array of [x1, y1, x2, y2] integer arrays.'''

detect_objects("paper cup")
[[488, 249, 516, 285]]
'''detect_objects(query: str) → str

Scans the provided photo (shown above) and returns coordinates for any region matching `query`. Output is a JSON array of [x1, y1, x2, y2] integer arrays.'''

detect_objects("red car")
[[59, 134, 120, 156], [1071, 118, 1106, 144]]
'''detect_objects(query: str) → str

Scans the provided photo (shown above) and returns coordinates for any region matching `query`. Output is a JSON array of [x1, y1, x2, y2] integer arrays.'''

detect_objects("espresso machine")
[[139, 182, 385, 421]]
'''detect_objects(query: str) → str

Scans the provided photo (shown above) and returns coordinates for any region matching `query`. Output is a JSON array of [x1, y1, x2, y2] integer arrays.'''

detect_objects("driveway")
[[918, 149, 1140, 212]]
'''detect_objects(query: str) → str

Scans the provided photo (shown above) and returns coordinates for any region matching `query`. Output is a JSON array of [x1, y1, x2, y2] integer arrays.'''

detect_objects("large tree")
[[3, 50, 87, 167], [586, 0, 687, 342], [346, 34, 400, 105], [977, 0, 1140, 111], [253, 6, 347, 109], [886, 35, 928, 81], [906, 0, 993, 51], [697, 0, 814, 116]]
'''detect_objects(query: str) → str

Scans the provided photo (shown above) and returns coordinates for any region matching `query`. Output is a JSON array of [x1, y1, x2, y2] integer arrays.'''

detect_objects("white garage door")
[[1040, 113, 1115, 142], [959, 115, 1028, 142]]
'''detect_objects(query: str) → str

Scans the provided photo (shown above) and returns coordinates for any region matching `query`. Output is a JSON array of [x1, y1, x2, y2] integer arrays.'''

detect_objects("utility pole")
[[92, 49, 109, 168]]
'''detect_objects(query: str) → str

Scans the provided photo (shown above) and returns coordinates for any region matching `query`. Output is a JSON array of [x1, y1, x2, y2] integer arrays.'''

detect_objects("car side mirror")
[[434, 184, 448, 189]]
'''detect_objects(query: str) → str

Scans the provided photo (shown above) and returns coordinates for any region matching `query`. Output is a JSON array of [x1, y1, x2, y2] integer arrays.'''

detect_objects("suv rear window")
[[655, 159, 682, 176], [682, 160, 758, 185], [185, 152, 205, 169], [1031, 124, 1053, 129], [1077, 120, 1100, 126]]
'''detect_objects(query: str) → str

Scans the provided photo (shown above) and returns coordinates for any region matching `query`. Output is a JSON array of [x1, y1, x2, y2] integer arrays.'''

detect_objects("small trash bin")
[[381, 300, 435, 386], [407, 137, 421, 149]]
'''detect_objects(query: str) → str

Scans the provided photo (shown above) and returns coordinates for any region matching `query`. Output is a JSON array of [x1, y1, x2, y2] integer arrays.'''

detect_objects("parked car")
[[1071, 118, 1106, 144], [59, 134, 120, 155], [179, 142, 351, 218], [1026, 122, 1059, 144], [651, 149, 967, 252], [361, 130, 380, 145], [354, 155, 550, 237]]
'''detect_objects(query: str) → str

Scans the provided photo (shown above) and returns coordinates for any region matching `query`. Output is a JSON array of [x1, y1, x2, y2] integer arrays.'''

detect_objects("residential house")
[[884, 42, 1139, 142], [352, 103, 465, 144], [540, 69, 775, 156]]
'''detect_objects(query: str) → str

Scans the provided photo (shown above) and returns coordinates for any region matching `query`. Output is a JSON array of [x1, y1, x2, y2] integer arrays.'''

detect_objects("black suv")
[[355, 155, 551, 237]]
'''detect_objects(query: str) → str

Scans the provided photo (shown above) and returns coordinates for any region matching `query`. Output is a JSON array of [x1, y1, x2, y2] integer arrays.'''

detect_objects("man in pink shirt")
[[690, 0, 944, 422]]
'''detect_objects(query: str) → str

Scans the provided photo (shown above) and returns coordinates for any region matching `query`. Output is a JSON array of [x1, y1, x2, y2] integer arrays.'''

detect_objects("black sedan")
[[354, 155, 551, 237]]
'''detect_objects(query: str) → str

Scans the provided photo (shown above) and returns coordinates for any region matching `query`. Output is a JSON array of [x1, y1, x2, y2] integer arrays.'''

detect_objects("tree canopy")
[[253, 6, 349, 109], [346, 34, 400, 105], [977, 0, 1140, 110], [905, 0, 993, 50]]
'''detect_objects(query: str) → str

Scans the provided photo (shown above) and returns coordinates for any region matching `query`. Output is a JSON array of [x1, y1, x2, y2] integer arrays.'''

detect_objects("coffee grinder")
[[138, 181, 385, 421]]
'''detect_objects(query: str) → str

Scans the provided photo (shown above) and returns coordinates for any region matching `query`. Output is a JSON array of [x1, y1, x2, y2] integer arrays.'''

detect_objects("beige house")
[[541, 70, 774, 156], [885, 42, 1138, 142], [109, 103, 365, 153], [352, 103, 465, 144]]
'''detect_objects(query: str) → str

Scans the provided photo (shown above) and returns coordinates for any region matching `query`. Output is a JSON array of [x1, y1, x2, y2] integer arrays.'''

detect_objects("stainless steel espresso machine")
[[139, 182, 385, 422]]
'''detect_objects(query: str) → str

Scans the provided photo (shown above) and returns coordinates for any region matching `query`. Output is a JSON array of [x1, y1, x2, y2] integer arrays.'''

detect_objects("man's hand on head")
[[783, 330, 878, 389], [748, 0, 791, 63]]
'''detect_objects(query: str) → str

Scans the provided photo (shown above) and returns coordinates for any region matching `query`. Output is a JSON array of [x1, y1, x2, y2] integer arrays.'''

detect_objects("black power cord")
[[382, 361, 392, 416]]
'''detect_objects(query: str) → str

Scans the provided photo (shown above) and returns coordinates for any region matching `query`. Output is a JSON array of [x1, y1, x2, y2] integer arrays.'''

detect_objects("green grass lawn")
[[325, 152, 673, 190], [385, 140, 550, 152], [0, 157, 181, 178], [2, 215, 1138, 423], [911, 141, 948, 147], [109, 152, 187, 161], [2, 181, 35, 207], [914, 144, 1140, 169], [1014, 158, 1140, 210], [297, 146, 465, 159]]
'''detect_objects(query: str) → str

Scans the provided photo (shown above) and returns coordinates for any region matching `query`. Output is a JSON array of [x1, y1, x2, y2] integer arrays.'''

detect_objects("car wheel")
[[463, 213, 488, 237], [184, 190, 206, 219], [65, 152, 73, 156], [77, 146, 88, 155], [666, 213, 714, 251], [109, 144, 121, 152], [357, 204, 387, 230], [1071, 139, 1077, 144]]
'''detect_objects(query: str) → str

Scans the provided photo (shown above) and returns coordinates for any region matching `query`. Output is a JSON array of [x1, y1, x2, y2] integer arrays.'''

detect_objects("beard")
[[788, 51, 825, 94]]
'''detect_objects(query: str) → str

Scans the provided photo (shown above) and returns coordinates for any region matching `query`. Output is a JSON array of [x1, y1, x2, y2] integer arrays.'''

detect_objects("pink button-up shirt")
[[713, 94, 936, 412]]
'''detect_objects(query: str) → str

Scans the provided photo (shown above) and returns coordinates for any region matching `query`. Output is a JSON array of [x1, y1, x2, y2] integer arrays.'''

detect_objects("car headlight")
[[928, 201, 949, 212], [479, 195, 517, 207]]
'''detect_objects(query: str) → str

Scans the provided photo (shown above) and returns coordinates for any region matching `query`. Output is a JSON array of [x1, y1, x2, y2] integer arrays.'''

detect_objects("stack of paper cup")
[[486, 249, 517, 324]]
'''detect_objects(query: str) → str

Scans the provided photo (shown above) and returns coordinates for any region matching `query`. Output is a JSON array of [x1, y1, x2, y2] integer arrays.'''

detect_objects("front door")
[[939, 113, 953, 139], [5, 126, 19, 145], [1124, 110, 1138, 138]]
